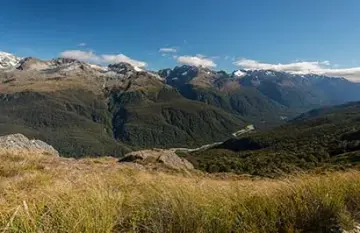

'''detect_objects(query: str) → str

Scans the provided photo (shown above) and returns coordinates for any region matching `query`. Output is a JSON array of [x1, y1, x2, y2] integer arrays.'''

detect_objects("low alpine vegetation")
[[1, 150, 360, 232]]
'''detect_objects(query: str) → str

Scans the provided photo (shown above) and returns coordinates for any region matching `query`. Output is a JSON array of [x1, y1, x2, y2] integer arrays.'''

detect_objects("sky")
[[1, 0, 360, 80]]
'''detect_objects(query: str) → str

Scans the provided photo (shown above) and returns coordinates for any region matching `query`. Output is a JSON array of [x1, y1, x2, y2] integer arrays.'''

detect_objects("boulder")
[[0, 134, 59, 156], [119, 149, 194, 170]]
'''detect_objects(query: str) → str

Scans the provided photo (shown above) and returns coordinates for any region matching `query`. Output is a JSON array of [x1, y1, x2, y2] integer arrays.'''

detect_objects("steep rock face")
[[0, 133, 59, 156], [119, 149, 194, 170]]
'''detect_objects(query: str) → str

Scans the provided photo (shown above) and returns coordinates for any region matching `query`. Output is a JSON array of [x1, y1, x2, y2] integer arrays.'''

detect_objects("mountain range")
[[1, 51, 360, 157]]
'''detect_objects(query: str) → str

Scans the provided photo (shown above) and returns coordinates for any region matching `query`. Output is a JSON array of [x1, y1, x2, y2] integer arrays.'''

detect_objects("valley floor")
[[1, 150, 360, 232]]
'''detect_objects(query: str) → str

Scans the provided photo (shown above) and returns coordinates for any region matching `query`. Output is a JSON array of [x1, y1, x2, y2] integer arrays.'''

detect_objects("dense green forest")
[[185, 102, 360, 176], [0, 86, 245, 156]]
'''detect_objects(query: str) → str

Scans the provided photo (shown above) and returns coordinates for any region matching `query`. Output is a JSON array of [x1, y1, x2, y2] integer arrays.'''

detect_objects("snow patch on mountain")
[[265, 71, 275, 76], [0, 51, 22, 70], [134, 66, 143, 72], [233, 70, 247, 78], [147, 72, 164, 80], [89, 64, 109, 72]]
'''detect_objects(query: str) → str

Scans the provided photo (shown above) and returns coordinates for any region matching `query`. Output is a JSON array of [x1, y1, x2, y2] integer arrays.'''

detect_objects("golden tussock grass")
[[1, 150, 360, 232]]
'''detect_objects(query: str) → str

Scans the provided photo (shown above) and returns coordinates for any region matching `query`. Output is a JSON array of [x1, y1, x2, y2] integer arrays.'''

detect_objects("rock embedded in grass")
[[119, 148, 194, 170], [0, 133, 59, 156]]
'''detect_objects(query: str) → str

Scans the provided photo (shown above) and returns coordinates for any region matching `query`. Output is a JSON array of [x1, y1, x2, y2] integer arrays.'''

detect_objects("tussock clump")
[[1, 151, 360, 232]]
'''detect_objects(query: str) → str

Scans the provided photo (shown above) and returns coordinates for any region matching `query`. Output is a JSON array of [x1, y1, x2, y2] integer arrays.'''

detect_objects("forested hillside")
[[186, 101, 360, 176]]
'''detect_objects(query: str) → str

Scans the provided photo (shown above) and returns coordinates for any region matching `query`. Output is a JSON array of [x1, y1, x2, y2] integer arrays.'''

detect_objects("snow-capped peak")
[[233, 70, 247, 78], [0, 51, 22, 70]]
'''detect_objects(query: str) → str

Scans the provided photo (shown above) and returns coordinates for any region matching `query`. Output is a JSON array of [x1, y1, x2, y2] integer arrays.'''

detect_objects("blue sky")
[[1, 0, 360, 76]]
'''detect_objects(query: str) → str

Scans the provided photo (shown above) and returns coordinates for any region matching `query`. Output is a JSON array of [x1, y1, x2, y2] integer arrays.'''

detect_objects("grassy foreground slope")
[[1, 150, 360, 232]]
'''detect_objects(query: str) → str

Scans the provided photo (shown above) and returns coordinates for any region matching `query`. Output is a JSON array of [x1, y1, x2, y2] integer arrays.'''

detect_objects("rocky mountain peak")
[[158, 68, 172, 78], [16, 56, 97, 74], [175, 64, 199, 71], [108, 62, 136, 75], [162, 65, 232, 89], [52, 57, 82, 66], [16, 57, 51, 71]]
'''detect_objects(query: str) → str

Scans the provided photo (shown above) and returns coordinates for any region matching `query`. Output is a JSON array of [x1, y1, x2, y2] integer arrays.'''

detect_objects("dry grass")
[[1, 150, 360, 232], [0, 70, 103, 94]]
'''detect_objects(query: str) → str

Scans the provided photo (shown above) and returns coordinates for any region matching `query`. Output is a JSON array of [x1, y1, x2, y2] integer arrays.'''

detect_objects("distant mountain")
[[0, 54, 245, 156], [186, 101, 360, 176], [238, 70, 360, 109], [160, 66, 295, 128], [1, 51, 360, 158], [161, 66, 360, 126], [107, 69, 246, 149]]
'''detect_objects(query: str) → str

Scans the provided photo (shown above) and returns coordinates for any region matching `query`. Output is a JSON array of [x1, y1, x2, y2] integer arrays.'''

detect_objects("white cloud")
[[159, 48, 177, 53], [60, 50, 147, 68], [78, 42, 87, 47], [101, 54, 147, 68], [177, 55, 217, 68], [233, 58, 360, 82], [60, 50, 100, 63]]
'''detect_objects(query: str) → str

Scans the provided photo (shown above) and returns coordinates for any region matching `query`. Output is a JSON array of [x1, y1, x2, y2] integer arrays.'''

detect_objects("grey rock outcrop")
[[119, 149, 194, 170], [0, 134, 59, 156]]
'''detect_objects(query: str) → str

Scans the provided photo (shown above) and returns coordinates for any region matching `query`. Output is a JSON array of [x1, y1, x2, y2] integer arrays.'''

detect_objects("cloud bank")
[[177, 55, 217, 68], [60, 50, 100, 63], [234, 58, 360, 82], [60, 50, 147, 68], [101, 54, 147, 68]]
